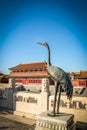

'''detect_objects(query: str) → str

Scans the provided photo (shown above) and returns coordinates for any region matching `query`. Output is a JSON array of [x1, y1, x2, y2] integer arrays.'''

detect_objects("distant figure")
[[37, 42, 73, 116]]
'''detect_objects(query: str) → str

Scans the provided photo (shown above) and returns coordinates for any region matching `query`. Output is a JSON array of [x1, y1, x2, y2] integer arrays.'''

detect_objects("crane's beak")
[[36, 42, 48, 47], [36, 42, 43, 45]]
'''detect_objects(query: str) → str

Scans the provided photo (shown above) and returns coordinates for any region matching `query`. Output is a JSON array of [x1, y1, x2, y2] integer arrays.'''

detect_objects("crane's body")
[[47, 65, 66, 82], [36, 42, 73, 116], [47, 65, 73, 99]]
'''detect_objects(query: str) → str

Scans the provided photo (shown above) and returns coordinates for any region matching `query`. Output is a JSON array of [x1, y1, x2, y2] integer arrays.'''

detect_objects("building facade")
[[9, 61, 54, 91], [9, 61, 87, 89], [69, 71, 87, 87]]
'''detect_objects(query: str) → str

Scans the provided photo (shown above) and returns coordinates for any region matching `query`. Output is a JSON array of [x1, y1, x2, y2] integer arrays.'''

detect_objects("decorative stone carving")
[[9, 78, 15, 89], [42, 78, 49, 92]]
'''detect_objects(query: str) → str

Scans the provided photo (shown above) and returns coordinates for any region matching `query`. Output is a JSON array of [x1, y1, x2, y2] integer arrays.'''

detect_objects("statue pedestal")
[[35, 111, 74, 130]]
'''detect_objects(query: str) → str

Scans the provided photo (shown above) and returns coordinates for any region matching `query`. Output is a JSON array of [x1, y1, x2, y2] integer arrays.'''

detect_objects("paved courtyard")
[[0, 108, 87, 130], [0, 109, 36, 130]]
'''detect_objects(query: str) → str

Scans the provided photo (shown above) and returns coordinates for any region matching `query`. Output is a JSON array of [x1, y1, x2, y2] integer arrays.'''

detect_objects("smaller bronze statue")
[[37, 42, 73, 116]]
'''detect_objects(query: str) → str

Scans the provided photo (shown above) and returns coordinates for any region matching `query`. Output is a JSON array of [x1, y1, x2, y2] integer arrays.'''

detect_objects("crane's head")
[[36, 42, 49, 48], [36, 42, 51, 65]]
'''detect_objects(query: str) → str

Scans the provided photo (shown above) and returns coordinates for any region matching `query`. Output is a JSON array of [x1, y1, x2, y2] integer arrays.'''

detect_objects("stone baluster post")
[[9, 78, 15, 90], [76, 101, 80, 109], [9, 78, 15, 110], [41, 78, 49, 112], [66, 100, 71, 108]]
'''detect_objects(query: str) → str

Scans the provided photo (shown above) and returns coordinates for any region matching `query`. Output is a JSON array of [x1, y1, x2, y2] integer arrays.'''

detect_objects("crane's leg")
[[47, 81, 59, 117], [52, 81, 58, 116], [57, 85, 62, 113]]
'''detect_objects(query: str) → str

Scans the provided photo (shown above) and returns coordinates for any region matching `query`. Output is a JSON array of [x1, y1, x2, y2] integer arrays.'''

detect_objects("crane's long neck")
[[47, 45, 51, 66]]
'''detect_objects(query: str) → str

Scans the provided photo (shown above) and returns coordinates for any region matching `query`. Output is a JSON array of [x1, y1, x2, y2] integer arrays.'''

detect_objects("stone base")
[[35, 111, 75, 130], [76, 121, 87, 130]]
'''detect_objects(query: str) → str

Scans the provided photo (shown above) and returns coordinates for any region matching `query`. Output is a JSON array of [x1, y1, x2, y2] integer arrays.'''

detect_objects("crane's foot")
[[47, 111, 56, 117]]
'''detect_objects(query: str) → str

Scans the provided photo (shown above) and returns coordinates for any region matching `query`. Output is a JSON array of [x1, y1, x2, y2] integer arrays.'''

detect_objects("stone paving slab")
[[0, 109, 36, 130]]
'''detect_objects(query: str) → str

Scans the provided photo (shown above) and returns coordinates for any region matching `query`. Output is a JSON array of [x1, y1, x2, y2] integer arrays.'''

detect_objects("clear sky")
[[0, 0, 87, 74]]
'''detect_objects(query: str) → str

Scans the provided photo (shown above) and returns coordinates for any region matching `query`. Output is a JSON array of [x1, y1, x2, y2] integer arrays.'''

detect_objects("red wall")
[[72, 80, 87, 87], [15, 79, 42, 84]]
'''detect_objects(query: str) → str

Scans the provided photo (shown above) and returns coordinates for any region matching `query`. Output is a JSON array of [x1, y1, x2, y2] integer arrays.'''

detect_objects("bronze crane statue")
[[36, 42, 73, 116]]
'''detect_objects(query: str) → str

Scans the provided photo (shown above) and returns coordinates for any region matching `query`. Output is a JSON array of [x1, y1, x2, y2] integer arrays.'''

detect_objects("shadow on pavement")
[[0, 116, 36, 130], [0, 108, 36, 130]]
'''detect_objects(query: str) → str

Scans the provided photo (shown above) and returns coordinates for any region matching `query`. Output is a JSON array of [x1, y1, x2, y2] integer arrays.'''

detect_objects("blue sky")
[[0, 0, 87, 74]]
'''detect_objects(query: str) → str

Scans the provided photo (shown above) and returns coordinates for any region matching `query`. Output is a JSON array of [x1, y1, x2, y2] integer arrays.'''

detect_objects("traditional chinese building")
[[0, 73, 8, 83], [9, 61, 87, 89], [9, 61, 54, 90], [69, 71, 87, 87]]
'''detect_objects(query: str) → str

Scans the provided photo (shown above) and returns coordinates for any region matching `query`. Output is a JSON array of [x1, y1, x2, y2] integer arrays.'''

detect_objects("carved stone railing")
[[49, 95, 87, 110]]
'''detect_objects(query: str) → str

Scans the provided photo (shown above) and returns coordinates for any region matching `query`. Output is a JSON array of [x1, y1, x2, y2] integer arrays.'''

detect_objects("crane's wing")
[[65, 73, 73, 99], [47, 65, 73, 99], [47, 65, 65, 81]]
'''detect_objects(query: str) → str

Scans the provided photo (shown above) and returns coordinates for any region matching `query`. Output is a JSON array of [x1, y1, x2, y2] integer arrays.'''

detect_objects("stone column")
[[41, 78, 49, 112], [9, 78, 15, 110], [42, 78, 49, 92], [9, 78, 15, 90]]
